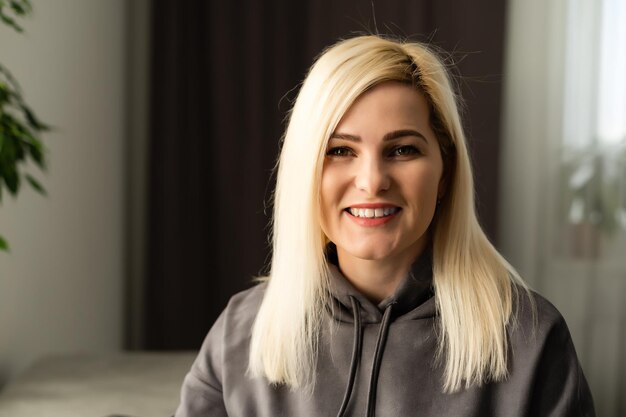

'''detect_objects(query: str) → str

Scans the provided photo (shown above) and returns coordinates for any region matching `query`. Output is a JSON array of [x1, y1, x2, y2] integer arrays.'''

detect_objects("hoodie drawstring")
[[336, 296, 394, 417], [336, 296, 363, 417], [366, 303, 393, 417]]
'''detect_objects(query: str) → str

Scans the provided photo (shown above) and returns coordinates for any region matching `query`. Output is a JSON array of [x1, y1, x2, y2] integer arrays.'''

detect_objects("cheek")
[[320, 165, 344, 209], [404, 167, 443, 209], [319, 171, 332, 217], [319, 165, 342, 230]]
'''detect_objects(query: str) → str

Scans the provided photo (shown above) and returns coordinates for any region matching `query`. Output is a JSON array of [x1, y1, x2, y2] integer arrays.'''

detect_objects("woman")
[[175, 35, 595, 416]]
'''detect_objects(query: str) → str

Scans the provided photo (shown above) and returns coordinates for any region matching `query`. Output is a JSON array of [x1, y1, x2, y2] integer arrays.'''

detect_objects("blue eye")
[[326, 146, 353, 157]]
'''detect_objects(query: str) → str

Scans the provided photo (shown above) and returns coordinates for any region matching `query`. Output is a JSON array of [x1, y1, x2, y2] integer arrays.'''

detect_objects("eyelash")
[[326, 146, 354, 157], [325, 145, 421, 158], [390, 145, 420, 157]]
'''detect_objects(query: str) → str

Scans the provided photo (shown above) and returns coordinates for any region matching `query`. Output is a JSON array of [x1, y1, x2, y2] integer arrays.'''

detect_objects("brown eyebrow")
[[330, 129, 428, 144]]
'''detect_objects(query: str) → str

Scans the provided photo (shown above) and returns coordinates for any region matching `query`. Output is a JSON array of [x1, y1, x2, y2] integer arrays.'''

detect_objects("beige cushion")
[[0, 352, 195, 417]]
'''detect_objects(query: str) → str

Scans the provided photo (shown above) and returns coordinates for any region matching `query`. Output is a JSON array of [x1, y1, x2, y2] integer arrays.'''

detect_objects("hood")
[[327, 244, 438, 324], [324, 244, 438, 417]]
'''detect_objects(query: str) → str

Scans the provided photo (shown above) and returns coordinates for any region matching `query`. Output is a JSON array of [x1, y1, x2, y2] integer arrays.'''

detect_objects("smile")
[[346, 207, 400, 218], [344, 206, 401, 227]]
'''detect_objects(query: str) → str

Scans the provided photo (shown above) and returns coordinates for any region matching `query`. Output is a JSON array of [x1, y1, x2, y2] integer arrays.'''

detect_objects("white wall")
[[0, 0, 127, 384]]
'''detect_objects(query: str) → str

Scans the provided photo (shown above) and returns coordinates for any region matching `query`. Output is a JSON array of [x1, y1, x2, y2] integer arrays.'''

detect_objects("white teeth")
[[348, 207, 399, 218]]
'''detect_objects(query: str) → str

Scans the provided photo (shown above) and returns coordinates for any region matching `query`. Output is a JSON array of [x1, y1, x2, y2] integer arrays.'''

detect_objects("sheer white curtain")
[[500, 0, 625, 416]]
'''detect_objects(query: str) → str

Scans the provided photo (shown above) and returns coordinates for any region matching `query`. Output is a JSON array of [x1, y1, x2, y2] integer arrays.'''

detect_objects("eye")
[[390, 145, 420, 157], [326, 146, 354, 157]]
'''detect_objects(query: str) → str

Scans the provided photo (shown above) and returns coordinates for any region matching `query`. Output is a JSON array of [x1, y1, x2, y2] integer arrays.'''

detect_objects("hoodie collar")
[[327, 244, 436, 324]]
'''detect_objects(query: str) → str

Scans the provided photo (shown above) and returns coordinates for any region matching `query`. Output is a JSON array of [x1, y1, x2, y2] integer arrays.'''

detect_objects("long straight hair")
[[248, 35, 532, 393]]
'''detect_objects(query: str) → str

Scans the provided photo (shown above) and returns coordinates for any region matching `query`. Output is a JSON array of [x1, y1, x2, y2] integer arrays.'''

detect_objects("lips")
[[343, 204, 401, 227], [346, 207, 400, 218]]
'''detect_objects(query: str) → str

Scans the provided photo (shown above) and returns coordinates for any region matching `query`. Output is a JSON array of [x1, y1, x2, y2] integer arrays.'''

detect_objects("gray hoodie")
[[175, 251, 595, 416]]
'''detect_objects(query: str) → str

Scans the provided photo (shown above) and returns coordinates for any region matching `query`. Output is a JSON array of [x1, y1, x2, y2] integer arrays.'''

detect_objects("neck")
[[336, 241, 427, 304]]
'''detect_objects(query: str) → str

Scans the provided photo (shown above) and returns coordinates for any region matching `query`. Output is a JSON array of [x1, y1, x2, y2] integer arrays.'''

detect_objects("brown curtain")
[[144, 0, 507, 349]]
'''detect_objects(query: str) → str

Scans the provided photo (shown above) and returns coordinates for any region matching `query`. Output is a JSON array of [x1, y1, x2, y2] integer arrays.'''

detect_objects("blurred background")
[[0, 0, 623, 415]]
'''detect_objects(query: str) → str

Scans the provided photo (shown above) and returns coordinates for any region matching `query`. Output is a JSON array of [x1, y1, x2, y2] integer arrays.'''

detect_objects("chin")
[[344, 243, 396, 261]]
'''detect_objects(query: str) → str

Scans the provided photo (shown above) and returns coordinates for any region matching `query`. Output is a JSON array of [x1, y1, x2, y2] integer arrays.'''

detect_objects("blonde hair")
[[249, 35, 532, 393]]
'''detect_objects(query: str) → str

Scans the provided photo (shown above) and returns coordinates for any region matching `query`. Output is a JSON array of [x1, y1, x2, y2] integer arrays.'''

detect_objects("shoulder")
[[191, 283, 267, 379], [222, 281, 267, 323], [509, 286, 580, 362], [213, 282, 267, 343], [508, 288, 596, 415], [198, 282, 267, 350], [206, 282, 268, 346], [513, 287, 569, 335], [176, 283, 268, 414]]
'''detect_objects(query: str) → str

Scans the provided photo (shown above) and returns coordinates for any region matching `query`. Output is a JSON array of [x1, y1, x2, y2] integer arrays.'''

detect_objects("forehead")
[[335, 81, 431, 133]]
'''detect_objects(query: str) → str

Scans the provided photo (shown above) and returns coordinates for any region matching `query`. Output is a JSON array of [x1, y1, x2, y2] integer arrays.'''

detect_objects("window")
[[501, 1, 626, 415]]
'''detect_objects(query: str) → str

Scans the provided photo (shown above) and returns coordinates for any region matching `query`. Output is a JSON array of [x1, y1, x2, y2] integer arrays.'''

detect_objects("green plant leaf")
[[3, 165, 19, 195], [10, 3, 25, 15], [0, 235, 9, 252], [27, 140, 45, 169], [0, 12, 22, 32], [25, 173, 45, 195], [0, 0, 30, 33], [15, 137, 26, 161], [23, 104, 49, 131], [0, 82, 9, 104], [0, 0, 40, 254], [9, 0, 31, 16]]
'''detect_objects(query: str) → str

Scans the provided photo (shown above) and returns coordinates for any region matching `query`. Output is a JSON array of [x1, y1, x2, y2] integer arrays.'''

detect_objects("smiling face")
[[320, 81, 445, 267]]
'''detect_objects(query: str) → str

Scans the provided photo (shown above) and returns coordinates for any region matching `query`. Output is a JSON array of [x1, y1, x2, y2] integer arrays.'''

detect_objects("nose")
[[354, 155, 391, 195]]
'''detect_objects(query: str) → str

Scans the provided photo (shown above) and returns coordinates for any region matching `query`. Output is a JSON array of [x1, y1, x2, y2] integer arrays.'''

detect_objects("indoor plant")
[[0, 0, 49, 251]]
